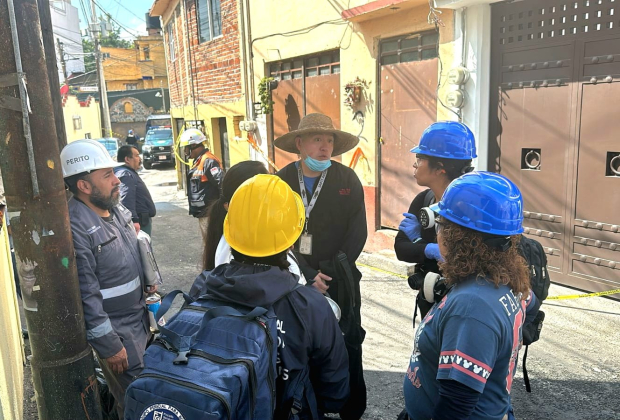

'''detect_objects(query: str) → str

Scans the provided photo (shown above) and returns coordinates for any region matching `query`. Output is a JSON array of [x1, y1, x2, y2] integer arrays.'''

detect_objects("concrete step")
[[358, 251, 416, 278]]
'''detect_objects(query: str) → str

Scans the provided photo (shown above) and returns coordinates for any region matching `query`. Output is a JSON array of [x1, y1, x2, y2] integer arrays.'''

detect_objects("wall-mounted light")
[[73, 115, 82, 130]]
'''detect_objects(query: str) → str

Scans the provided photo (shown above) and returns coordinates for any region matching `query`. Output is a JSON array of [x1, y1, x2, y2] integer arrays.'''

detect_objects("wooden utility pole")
[[89, 0, 112, 137], [38, 0, 68, 149], [0, 0, 102, 418], [57, 38, 67, 81]]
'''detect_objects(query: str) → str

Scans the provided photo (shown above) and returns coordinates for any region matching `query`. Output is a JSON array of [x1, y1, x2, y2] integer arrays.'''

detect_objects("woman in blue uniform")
[[394, 121, 476, 319], [403, 171, 533, 420]]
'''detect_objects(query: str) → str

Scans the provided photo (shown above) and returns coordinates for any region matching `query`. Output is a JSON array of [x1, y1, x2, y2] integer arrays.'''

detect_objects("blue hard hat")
[[429, 171, 524, 236], [411, 121, 477, 159]]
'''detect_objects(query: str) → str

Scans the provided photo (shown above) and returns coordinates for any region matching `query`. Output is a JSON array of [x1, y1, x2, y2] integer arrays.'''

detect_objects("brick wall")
[[165, 0, 242, 109]]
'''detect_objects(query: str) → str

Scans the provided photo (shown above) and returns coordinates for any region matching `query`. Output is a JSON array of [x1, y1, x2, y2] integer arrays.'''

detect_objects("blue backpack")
[[124, 289, 283, 420]]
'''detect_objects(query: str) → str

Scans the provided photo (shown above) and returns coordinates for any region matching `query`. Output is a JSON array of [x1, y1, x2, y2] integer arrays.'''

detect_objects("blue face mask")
[[304, 156, 332, 172]]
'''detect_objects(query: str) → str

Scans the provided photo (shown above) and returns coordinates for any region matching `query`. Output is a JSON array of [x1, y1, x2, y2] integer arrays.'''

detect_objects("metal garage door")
[[490, 0, 620, 296]]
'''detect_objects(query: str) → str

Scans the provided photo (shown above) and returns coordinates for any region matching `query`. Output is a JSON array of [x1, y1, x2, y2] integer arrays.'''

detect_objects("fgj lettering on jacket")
[[277, 319, 286, 348], [66, 155, 90, 165], [499, 291, 519, 316], [276, 319, 290, 381], [86, 225, 101, 235]]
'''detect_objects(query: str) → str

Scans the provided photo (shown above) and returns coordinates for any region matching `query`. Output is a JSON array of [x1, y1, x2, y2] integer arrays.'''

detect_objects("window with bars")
[[197, 0, 222, 43], [269, 51, 340, 80], [125, 84, 138, 91], [380, 31, 439, 65]]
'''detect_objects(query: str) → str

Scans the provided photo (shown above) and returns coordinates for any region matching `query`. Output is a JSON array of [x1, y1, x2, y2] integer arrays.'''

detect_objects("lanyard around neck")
[[297, 163, 328, 223]]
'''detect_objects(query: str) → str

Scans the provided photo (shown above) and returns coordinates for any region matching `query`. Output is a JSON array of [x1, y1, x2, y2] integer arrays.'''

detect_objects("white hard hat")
[[179, 128, 207, 147], [60, 139, 123, 178]]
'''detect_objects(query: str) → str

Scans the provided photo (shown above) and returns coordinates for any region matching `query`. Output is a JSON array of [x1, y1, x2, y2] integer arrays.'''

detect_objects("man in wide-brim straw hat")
[[276, 112, 368, 420]]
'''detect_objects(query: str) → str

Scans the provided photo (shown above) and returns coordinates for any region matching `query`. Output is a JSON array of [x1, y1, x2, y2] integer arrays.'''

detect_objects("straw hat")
[[274, 113, 359, 157]]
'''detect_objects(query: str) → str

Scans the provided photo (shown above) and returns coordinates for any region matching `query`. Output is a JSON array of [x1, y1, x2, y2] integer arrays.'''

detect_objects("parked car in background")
[[96, 138, 120, 161], [142, 128, 174, 169]]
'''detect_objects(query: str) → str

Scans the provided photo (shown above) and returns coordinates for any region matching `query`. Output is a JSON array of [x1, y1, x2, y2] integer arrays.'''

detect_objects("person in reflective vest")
[[180, 128, 224, 239]]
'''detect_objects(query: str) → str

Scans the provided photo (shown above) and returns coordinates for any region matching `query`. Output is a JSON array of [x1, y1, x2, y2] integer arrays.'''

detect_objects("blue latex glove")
[[424, 243, 444, 262], [399, 213, 421, 242]]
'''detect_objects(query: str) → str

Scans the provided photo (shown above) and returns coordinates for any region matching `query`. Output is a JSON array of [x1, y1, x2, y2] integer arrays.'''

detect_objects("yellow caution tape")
[[357, 263, 408, 279], [546, 288, 620, 300], [358, 262, 620, 300]]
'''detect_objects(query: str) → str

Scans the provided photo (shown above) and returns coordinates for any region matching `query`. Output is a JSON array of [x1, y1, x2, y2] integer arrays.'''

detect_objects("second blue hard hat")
[[411, 121, 477, 160], [430, 171, 524, 236]]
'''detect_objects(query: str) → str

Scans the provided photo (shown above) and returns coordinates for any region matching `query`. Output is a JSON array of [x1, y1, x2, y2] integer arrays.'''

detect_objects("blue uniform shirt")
[[404, 278, 531, 420]]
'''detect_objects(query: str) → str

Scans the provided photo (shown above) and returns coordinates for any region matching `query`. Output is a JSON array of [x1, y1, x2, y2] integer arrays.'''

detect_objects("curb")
[[358, 252, 416, 278]]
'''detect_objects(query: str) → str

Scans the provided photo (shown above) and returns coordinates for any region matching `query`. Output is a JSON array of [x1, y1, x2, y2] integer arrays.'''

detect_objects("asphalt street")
[[143, 166, 620, 420], [20, 165, 620, 419]]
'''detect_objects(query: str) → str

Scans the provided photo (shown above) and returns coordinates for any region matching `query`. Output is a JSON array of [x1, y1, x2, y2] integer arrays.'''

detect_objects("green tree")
[[82, 15, 134, 73]]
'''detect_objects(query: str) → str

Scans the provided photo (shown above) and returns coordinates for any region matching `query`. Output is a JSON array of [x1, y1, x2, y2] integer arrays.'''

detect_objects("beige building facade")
[[247, 0, 457, 250]]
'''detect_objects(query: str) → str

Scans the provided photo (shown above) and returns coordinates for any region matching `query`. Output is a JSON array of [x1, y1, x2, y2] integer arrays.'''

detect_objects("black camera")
[[407, 266, 452, 303]]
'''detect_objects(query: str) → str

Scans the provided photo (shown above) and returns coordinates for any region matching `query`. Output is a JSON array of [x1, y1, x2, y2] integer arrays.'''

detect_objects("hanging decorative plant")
[[344, 77, 370, 108], [258, 77, 277, 114]]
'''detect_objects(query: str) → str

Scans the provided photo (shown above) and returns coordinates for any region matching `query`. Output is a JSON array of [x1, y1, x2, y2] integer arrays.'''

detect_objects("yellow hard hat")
[[224, 174, 305, 257]]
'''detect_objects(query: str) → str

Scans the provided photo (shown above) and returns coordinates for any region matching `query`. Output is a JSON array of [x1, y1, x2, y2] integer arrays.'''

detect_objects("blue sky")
[[73, 0, 152, 40]]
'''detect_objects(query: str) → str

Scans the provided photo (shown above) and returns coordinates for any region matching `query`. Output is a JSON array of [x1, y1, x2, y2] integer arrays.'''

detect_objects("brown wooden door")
[[271, 78, 303, 169], [269, 52, 341, 170], [379, 32, 438, 229]]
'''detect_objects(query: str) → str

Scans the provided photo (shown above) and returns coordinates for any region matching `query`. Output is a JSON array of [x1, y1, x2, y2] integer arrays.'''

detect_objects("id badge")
[[299, 233, 313, 255]]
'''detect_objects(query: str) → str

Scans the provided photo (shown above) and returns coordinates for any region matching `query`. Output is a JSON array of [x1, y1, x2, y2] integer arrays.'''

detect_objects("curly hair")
[[438, 220, 531, 299]]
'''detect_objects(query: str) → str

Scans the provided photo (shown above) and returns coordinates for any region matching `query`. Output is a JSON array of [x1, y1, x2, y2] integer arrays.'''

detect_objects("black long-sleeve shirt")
[[277, 161, 368, 281], [114, 165, 156, 223], [394, 188, 439, 274]]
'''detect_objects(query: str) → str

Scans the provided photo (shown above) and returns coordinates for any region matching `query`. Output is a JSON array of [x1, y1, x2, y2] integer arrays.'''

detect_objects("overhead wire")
[[107, 0, 146, 22], [90, 0, 142, 38]]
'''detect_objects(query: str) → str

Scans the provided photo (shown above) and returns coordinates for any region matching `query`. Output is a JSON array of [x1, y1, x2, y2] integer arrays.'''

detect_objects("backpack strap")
[[423, 189, 435, 208], [522, 345, 532, 393], [156, 290, 193, 323], [162, 304, 268, 365]]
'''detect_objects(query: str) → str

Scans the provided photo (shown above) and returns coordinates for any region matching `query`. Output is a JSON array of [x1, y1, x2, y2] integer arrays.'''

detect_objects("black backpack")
[[518, 235, 551, 392]]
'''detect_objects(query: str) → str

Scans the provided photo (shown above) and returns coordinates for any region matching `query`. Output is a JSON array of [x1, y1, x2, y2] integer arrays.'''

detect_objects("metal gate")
[[269, 51, 341, 169], [379, 31, 438, 229], [490, 0, 620, 296]]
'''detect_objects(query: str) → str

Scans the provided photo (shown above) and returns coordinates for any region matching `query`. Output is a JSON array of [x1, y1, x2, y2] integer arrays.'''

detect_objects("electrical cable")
[[250, 19, 348, 51], [433, 23, 462, 121], [107, 0, 145, 23], [52, 24, 85, 37], [53, 32, 85, 47]]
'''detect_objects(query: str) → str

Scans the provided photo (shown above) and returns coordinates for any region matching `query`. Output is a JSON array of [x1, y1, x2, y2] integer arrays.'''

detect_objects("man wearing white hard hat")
[[60, 139, 153, 418], [179, 128, 224, 239]]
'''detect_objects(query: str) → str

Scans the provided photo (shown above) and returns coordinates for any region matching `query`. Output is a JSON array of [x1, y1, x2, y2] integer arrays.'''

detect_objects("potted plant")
[[344, 77, 370, 108], [258, 77, 278, 114]]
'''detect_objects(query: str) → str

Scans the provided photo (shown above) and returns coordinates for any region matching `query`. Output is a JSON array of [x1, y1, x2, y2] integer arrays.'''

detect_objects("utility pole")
[[0, 0, 102, 418], [57, 38, 67, 81], [89, 1, 112, 138], [160, 79, 166, 113], [38, 0, 68, 149]]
